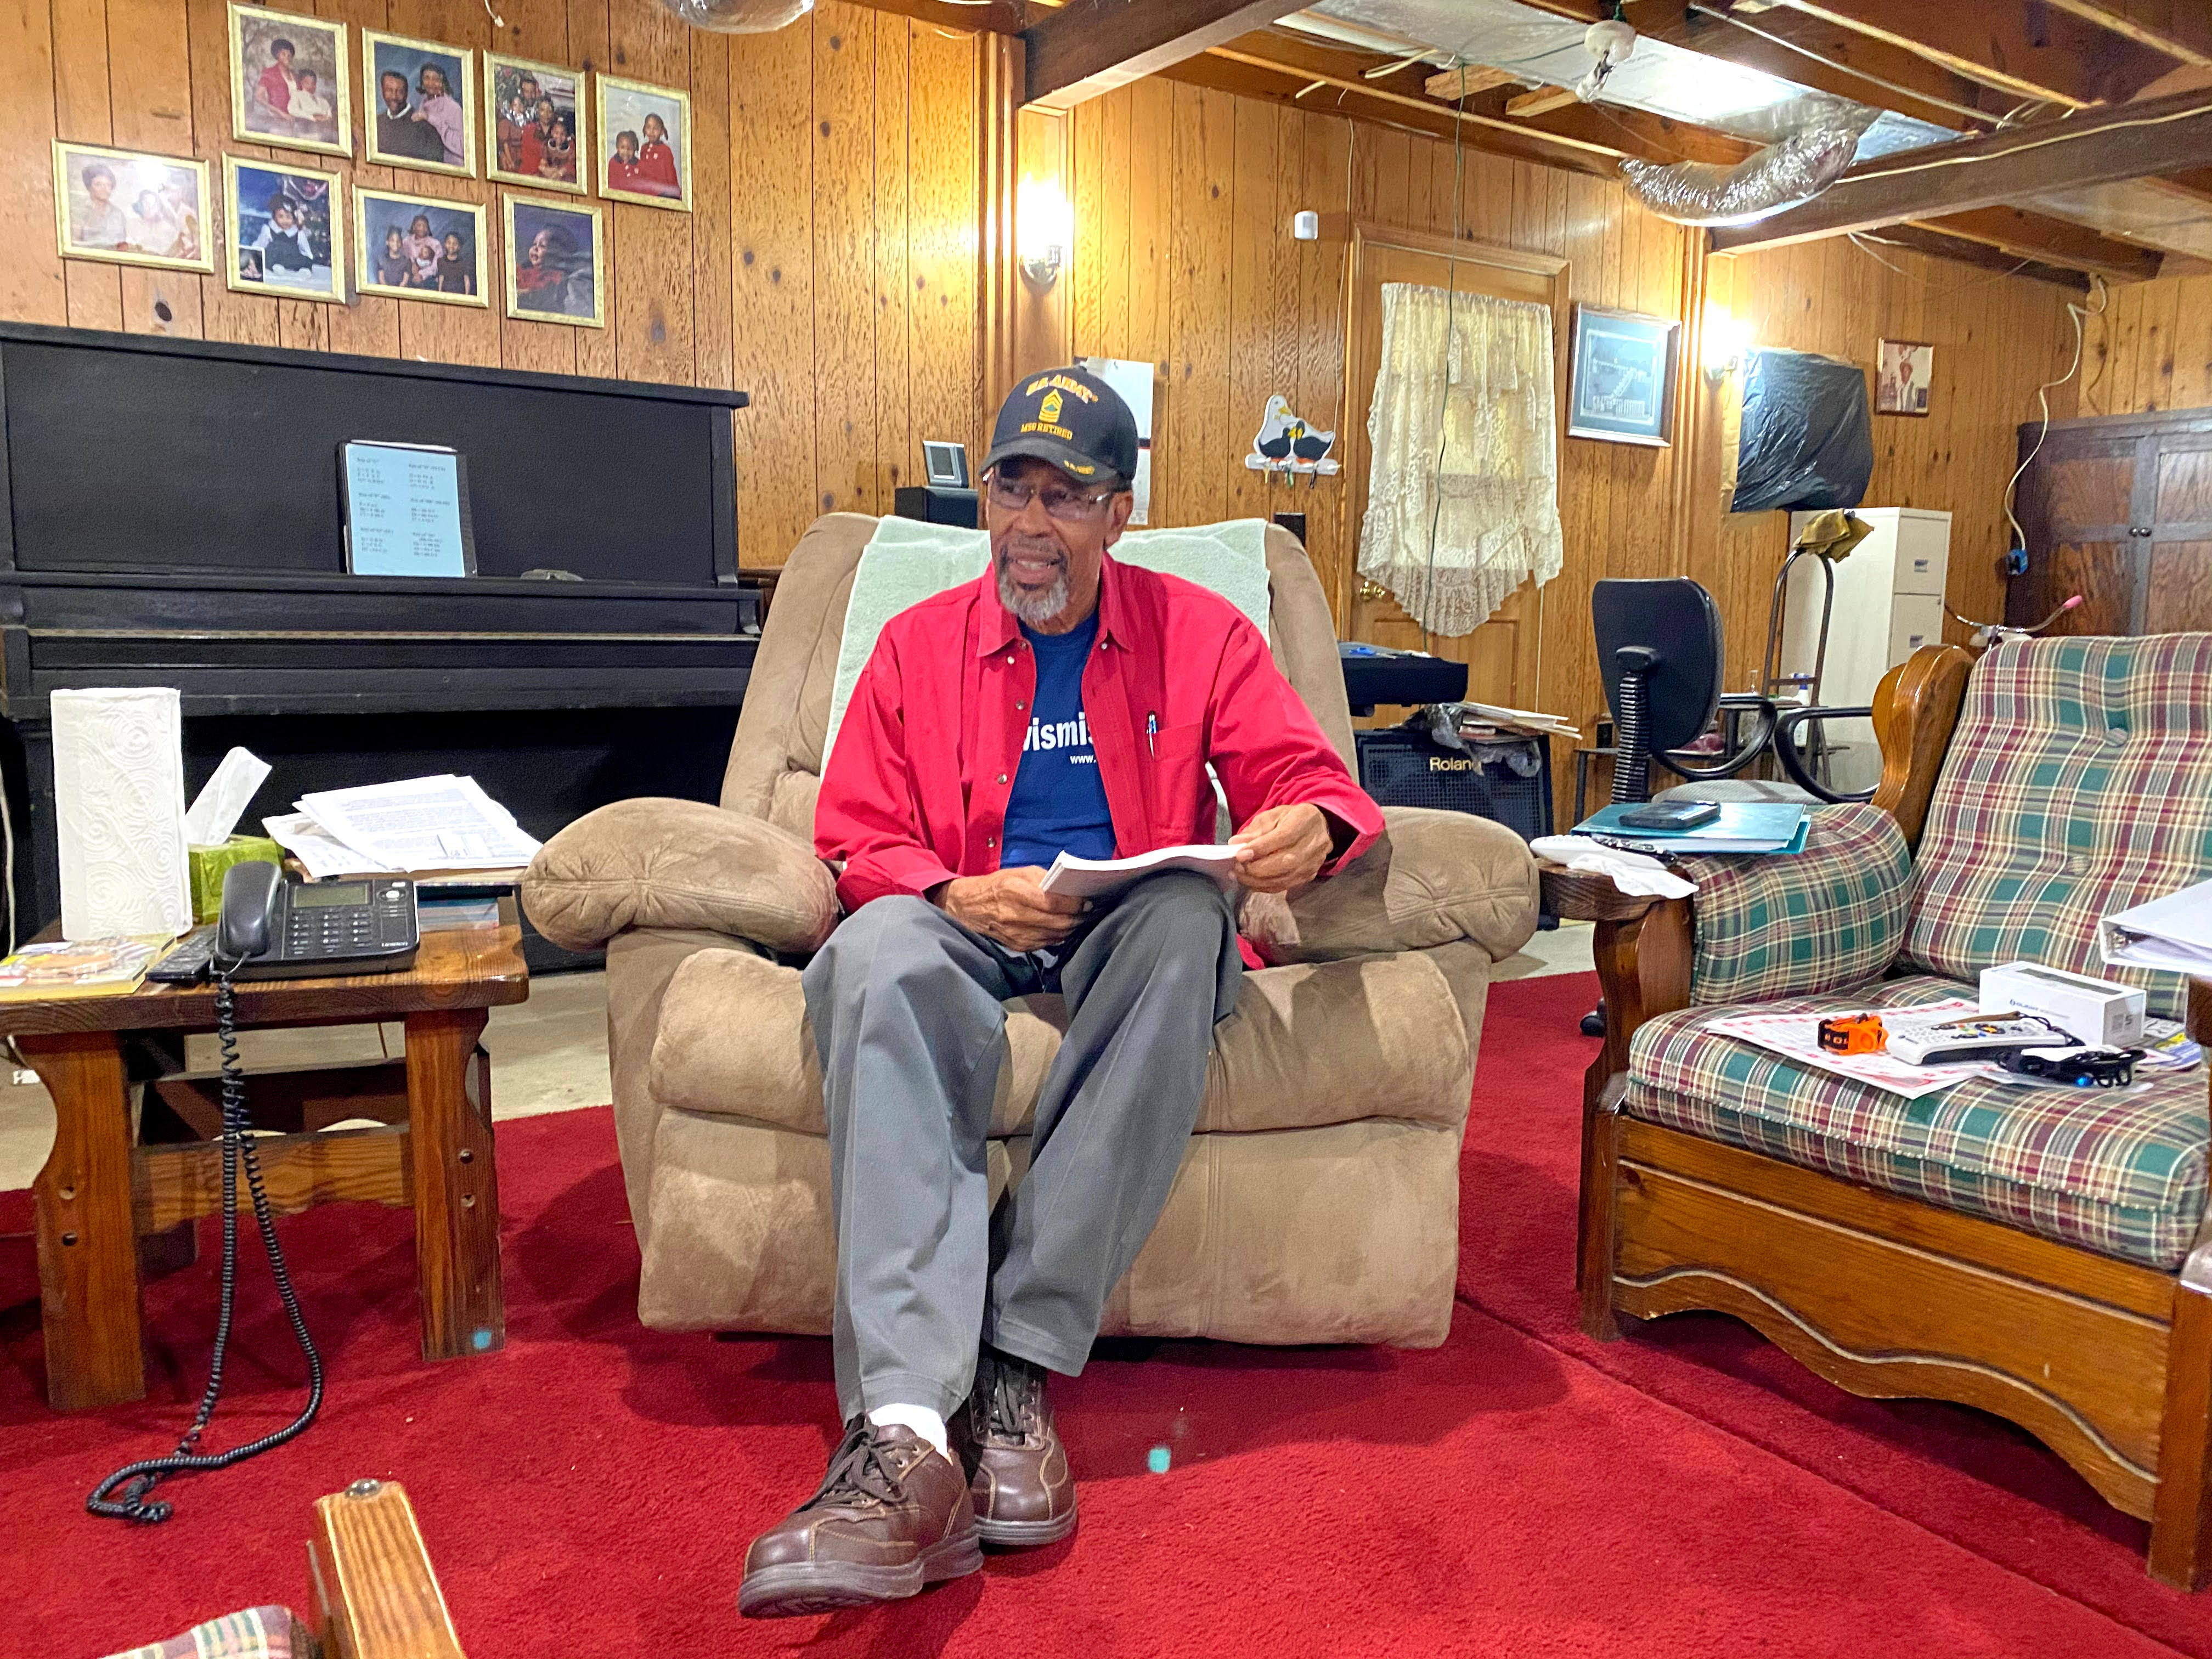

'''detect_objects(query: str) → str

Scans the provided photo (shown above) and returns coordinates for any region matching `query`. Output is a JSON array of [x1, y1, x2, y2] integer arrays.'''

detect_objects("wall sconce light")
[[1701, 301, 1752, 383], [1017, 176, 1073, 290]]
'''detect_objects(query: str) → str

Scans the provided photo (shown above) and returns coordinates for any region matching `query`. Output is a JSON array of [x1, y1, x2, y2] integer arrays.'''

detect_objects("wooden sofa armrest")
[[1868, 644, 1974, 850]]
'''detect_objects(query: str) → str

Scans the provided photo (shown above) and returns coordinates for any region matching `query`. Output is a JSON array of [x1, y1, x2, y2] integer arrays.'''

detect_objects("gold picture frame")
[[51, 142, 213, 274], [596, 74, 690, 212], [355, 187, 488, 307], [362, 29, 477, 176], [224, 155, 346, 302], [504, 195, 604, 329], [484, 52, 588, 195], [227, 2, 352, 158]]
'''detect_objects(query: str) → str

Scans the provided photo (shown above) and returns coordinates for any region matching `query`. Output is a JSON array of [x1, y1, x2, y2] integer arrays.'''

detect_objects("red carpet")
[[4, 970, 2210, 1657]]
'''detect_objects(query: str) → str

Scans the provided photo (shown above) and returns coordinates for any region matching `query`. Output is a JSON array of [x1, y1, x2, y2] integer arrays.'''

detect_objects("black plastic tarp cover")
[[1731, 347, 1872, 514]]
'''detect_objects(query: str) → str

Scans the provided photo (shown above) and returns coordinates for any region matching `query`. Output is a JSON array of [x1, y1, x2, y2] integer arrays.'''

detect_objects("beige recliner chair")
[[522, 513, 1539, 1348]]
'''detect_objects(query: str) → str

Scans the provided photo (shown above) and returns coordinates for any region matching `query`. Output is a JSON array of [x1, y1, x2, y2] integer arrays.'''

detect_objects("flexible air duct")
[[1618, 111, 1874, 227], [659, 0, 811, 32]]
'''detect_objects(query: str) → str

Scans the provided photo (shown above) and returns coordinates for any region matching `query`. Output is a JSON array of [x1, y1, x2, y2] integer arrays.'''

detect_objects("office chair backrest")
[[1593, 579, 1724, 753]]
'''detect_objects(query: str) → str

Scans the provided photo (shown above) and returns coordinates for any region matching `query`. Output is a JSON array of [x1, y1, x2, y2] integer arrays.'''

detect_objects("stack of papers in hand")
[[1571, 802, 1810, 855], [2101, 878, 2212, 976], [1456, 701, 1582, 742], [263, 775, 540, 882], [1037, 843, 1241, 899]]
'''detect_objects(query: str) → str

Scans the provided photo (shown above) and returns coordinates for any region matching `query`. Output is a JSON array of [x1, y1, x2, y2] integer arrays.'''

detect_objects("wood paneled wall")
[[2075, 269, 2212, 419], [1068, 80, 2084, 735], [0, 0, 984, 565]]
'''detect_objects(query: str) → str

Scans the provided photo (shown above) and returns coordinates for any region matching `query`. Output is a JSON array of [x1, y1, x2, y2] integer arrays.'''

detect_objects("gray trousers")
[[802, 871, 1241, 1422]]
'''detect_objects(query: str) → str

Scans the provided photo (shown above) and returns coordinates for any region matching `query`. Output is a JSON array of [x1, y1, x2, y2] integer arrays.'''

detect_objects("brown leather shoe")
[[957, 1350, 1077, 1547], [738, 1421, 982, 1617]]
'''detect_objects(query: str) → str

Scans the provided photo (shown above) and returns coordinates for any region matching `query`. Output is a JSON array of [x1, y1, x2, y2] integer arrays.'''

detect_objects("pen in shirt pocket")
[[1147, 712, 1158, 756]]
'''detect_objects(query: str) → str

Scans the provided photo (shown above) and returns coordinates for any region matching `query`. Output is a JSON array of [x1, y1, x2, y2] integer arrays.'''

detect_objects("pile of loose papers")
[[263, 775, 540, 882]]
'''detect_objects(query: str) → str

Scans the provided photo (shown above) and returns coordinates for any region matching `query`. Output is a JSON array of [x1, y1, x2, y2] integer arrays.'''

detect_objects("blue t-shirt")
[[1000, 614, 1116, 870]]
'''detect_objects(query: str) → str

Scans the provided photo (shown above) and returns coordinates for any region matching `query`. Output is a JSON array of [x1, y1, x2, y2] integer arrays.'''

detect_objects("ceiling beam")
[[1505, 85, 1582, 118], [1709, 85, 2212, 251], [1635, 2, 1998, 129], [1840, 223, 2093, 291], [1780, 0, 2177, 107], [1022, 0, 1301, 108], [2041, 0, 2212, 68], [1421, 65, 1523, 100], [1910, 205, 2164, 283]]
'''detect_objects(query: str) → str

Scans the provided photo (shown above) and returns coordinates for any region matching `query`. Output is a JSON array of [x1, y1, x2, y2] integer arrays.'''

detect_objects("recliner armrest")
[[1242, 805, 1539, 966], [521, 797, 838, 954]]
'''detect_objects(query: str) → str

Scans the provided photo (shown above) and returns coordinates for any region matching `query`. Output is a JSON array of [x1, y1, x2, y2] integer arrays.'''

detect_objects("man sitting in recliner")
[[738, 367, 1384, 1617]]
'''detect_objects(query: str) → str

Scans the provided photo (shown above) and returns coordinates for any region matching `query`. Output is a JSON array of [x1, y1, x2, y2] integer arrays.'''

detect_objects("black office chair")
[[1578, 579, 1873, 1035]]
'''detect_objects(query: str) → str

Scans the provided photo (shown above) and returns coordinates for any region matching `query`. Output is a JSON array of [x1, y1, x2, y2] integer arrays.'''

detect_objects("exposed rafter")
[[1709, 85, 2212, 252], [1910, 205, 2163, 284], [1779, 0, 2177, 108], [1838, 223, 2093, 291], [2041, 0, 2212, 69], [1023, 0, 1300, 109]]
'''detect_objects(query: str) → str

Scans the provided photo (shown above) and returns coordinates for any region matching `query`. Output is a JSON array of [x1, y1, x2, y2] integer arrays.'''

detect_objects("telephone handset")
[[213, 859, 420, 980]]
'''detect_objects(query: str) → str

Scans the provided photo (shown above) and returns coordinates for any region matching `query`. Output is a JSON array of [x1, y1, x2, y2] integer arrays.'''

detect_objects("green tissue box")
[[189, 836, 284, 924]]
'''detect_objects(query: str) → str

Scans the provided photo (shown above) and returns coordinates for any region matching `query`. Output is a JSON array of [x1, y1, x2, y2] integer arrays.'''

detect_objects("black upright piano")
[[0, 323, 757, 966]]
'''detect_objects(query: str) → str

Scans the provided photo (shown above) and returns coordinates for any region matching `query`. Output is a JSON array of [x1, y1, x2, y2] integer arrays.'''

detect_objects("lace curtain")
[[1357, 283, 1565, 638]]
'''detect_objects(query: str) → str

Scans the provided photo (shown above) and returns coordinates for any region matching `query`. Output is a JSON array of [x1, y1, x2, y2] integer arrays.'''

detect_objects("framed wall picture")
[[485, 53, 586, 194], [355, 188, 487, 306], [51, 142, 212, 274], [1877, 338, 1934, 416], [596, 75, 690, 211], [224, 156, 344, 301], [504, 195, 604, 329], [228, 2, 350, 157], [1567, 304, 1678, 447], [362, 29, 476, 175]]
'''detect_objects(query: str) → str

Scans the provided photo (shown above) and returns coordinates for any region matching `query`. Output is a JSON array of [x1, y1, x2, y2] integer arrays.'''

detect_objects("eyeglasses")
[[986, 473, 1114, 522]]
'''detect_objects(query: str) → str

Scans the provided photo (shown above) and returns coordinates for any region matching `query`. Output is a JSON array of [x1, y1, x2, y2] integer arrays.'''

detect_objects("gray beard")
[[996, 560, 1069, 628]]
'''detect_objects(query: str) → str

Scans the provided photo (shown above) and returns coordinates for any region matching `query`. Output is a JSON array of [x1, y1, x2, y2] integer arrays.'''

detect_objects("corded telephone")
[[215, 860, 420, 979], [88, 859, 418, 1524]]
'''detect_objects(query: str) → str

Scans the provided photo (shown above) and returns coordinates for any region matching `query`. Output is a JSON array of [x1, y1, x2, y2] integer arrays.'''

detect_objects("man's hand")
[[1229, 802, 1335, 894], [933, 867, 1088, 952]]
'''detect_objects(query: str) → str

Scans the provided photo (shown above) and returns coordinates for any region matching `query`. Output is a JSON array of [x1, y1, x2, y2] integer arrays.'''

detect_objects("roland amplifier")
[[1353, 727, 1554, 848]]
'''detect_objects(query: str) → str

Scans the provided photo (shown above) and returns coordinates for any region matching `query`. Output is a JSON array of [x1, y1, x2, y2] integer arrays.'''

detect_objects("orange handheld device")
[[1818, 1013, 1886, 1055]]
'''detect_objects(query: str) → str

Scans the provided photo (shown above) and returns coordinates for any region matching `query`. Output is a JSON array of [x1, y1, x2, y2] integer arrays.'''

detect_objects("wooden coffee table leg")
[[20, 1029, 146, 1409], [404, 1006, 503, 1362]]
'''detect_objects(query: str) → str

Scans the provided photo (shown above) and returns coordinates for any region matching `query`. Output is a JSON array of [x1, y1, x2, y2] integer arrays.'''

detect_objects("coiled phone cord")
[[87, 973, 325, 1523]]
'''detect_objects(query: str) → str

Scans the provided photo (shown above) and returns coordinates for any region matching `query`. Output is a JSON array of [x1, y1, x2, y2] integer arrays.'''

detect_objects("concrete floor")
[[0, 922, 1593, 1193]]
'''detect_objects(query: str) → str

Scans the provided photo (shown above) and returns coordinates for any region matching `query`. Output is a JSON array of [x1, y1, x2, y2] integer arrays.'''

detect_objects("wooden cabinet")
[[2009, 408, 2212, 636]]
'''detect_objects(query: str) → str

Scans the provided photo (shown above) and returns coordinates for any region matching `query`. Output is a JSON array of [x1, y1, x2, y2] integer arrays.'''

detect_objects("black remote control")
[[146, 924, 218, 984]]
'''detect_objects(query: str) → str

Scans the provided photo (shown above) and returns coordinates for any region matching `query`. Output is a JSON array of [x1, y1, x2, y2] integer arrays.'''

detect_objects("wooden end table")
[[13, 906, 529, 1411]]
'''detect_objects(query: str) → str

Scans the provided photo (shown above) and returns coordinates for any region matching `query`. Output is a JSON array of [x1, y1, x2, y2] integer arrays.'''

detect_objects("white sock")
[[867, 1403, 949, 1458]]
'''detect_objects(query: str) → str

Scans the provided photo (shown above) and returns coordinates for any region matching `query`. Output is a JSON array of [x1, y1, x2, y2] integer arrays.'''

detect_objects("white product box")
[[1978, 960, 2146, 1048]]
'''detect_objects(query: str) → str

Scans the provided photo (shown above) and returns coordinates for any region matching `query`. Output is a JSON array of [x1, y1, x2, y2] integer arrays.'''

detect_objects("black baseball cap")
[[980, 366, 1139, 490]]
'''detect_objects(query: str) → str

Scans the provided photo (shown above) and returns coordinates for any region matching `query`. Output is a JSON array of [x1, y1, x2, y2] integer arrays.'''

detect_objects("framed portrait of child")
[[227, 2, 351, 157], [486, 53, 587, 195], [505, 196, 604, 329], [355, 187, 488, 307], [225, 156, 345, 302], [52, 142, 213, 274], [597, 75, 690, 212], [362, 29, 477, 176]]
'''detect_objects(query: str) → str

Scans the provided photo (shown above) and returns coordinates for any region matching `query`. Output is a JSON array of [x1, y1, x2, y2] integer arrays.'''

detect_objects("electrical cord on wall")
[[2003, 274, 2108, 554], [86, 969, 324, 1523]]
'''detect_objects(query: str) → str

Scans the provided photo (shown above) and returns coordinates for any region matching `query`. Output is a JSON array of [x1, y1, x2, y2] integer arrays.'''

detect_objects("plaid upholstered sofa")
[[1550, 634, 2212, 1588]]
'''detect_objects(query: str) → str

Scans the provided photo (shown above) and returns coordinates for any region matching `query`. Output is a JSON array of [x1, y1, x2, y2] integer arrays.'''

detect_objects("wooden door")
[[1340, 227, 1568, 711], [2007, 428, 2149, 636], [2148, 432, 2212, 633]]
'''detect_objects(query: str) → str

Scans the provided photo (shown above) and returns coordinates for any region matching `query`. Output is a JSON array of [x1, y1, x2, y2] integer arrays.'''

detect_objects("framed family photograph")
[[486, 53, 586, 194], [1877, 338, 1933, 416], [597, 75, 690, 211], [1567, 304, 1679, 447], [505, 196, 603, 328], [225, 156, 343, 301], [363, 29, 476, 176], [227, 2, 349, 157], [355, 188, 487, 307], [51, 142, 212, 273]]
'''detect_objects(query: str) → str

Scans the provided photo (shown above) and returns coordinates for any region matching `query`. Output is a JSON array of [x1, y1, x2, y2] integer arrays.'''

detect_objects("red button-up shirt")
[[815, 554, 1384, 914]]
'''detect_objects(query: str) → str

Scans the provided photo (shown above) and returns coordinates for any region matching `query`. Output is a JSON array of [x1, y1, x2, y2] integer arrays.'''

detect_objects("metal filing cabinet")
[[1780, 507, 1951, 794]]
